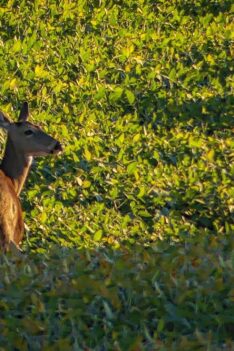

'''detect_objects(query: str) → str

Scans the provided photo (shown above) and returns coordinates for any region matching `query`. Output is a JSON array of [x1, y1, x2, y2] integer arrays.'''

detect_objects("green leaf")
[[125, 90, 135, 104], [127, 162, 138, 174], [109, 87, 123, 102], [94, 230, 103, 241]]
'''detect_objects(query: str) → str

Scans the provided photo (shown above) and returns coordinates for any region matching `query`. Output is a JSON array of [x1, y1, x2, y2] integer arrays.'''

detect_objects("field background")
[[0, 0, 233, 350]]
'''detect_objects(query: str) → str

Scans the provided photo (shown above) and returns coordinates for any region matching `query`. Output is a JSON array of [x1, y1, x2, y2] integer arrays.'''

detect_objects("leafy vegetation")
[[1, 237, 234, 350], [0, 0, 233, 349]]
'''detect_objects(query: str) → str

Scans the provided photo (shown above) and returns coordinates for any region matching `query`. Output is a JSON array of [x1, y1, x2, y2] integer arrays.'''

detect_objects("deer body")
[[0, 169, 24, 249], [0, 102, 62, 252]]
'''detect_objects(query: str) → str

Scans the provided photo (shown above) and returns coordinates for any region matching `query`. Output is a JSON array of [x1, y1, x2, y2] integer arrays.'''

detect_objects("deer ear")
[[0, 111, 11, 130], [18, 101, 29, 122]]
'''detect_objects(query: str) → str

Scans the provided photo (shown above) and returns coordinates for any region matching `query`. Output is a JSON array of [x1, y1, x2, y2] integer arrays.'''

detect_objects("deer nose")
[[54, 141, 62, 152], [51, 141, 63, 154]]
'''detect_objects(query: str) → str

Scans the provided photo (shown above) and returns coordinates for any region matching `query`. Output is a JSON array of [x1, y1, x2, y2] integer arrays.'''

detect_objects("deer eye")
[[24, 130, 34, 136]]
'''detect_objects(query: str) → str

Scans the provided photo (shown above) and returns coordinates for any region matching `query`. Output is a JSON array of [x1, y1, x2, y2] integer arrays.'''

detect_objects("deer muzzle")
[[50, 141, 63, 155]]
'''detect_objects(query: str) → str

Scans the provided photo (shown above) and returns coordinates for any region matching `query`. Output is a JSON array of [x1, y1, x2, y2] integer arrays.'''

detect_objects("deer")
[[0, 102, 62, 254]]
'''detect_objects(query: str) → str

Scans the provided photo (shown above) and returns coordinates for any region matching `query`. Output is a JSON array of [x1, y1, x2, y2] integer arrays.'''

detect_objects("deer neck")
[[0, 137, 33, 196]]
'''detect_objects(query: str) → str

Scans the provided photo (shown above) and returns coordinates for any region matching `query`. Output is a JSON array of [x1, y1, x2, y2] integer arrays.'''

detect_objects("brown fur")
[[0, 170, 24, 250]]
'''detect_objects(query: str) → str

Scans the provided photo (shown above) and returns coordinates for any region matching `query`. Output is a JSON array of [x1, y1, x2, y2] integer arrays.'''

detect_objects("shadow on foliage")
[[175, 0, 233, 16], [136, 93, 233, 134], [1, 234, 234, 350]]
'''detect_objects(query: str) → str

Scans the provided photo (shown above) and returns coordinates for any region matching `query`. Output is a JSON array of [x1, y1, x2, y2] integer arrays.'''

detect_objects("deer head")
[[0, 102, 62, 156]]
